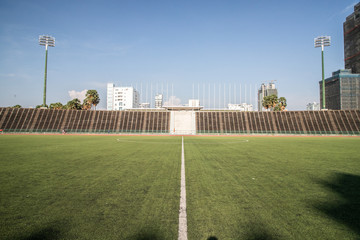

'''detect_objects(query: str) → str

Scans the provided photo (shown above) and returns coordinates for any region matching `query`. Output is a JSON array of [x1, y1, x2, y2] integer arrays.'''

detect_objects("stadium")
[[1, 107, 360, 239], [1, 108, 359, 135], [2, 1, 360, 240]]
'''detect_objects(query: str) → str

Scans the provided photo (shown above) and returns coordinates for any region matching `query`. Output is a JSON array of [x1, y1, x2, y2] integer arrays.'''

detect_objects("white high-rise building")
[[107, 83, 140, 110], [155, 94, 163, 108]]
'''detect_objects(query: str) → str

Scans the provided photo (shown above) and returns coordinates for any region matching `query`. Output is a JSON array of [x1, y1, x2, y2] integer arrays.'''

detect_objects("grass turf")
[[1, 135, 360, 240], [185, 136, 360, 239], [0, 135, 181, 240]]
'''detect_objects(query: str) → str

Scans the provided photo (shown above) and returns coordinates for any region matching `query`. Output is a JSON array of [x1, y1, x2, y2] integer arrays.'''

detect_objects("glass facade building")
[[320, 69, 360, 110]]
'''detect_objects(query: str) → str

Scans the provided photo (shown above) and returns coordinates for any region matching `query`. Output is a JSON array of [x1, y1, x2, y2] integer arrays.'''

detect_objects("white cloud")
[[163, 96, 181, 106], [68, 89, 87, 102]]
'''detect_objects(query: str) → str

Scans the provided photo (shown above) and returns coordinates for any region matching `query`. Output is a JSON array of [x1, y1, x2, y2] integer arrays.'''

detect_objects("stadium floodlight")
[[314, 36, 331, 110], [39, 35, 55, 107]]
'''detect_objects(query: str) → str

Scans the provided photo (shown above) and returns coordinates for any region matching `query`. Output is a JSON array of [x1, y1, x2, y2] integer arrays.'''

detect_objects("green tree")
[[11, 105, 22, 108], [263, 95, 287, 111], [82, 98, 92, 110], [85, 90, 100, 110], [262, 94, 278, 111], [66, 98, 82, 110], [49, 102, 64, 110], [36, 104, 48, 109], [278, 97, 287, 111]]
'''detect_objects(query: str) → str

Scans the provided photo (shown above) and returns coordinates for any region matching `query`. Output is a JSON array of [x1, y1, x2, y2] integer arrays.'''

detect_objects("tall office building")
[[258, 82, 278, 111], [107, 83, 140, 110], [344, 3, 360, 73], [320, 69, 360, 110]]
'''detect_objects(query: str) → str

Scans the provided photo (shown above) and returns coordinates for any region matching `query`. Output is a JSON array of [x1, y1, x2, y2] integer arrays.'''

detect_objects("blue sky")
[[0, 0, 358, 110]]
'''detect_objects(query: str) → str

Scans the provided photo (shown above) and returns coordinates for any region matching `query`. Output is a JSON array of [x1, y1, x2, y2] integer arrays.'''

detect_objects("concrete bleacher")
[[0, 108, 170, 134], [196, 110, 360, 135], [0, 107, 359, 135]]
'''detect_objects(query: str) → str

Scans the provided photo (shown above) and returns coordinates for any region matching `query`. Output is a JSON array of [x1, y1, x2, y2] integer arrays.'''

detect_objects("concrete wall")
[[170, 111, 196, 135]]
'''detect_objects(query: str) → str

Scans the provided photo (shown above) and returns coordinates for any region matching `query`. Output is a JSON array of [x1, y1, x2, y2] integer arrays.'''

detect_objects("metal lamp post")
[[314, 36, 330, 110], [39, 35, 55, 107]]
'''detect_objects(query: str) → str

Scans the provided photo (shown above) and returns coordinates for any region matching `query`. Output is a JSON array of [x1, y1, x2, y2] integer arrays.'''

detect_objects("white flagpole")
[[214, 83, 215, 110], [245, 84, 247, 105], [208, 83, 210, 110], [240, 83, 241, 104], [223, 83, 225, 109]]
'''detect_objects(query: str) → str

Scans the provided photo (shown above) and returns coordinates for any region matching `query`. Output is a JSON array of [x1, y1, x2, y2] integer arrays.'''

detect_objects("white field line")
[[116, 138, 249, 144], [178, 136, 188, 240]]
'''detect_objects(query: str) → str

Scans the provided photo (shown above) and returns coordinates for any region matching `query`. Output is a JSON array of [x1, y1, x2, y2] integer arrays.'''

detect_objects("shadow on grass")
[[240, 223, 280, 240], [314, 172, 360, 237], [207, 237, 218, 240], [19, 227, 62, 240], [207, 222, 280, 240], [129, 227, 165, 240], [16, 220, 70, 240]]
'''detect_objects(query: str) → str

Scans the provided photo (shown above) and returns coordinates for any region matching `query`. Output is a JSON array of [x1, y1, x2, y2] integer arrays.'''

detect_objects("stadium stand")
[[0, 108, 170, 134], [196, 110, 360, 135], [0, 107, 359, 135]]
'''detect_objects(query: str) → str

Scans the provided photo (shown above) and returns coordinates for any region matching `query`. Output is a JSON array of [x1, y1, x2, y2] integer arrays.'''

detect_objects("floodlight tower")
[[39, 35, 55, 107], [314, 36, 330, 110]]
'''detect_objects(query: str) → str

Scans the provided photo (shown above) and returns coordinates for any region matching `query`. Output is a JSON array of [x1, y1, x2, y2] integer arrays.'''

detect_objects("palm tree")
[[262, 95, 288, 111], [49, 102, 64, 110], [36, 104, 48, 109], [66, 98, 82, 110], [262, 94, 278, 111], [85, 90, 100, 110], [82, 99, 92, 110], [278, 97, 287, 111]]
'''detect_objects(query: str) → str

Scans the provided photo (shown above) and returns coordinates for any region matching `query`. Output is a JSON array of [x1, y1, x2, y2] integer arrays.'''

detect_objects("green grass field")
[[0, 135, 181, 240], [1, 135, 360, 240], [185, 137, 360, 239]]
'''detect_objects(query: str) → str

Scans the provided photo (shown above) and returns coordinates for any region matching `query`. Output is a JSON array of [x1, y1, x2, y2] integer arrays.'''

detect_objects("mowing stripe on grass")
[[178, 136, 188, 240]]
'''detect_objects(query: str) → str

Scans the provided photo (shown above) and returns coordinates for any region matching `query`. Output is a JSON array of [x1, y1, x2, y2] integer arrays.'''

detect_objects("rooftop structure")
[[188, 99, 200, 107], [228, 103, 253, 111], [306, 102, 320, 111]]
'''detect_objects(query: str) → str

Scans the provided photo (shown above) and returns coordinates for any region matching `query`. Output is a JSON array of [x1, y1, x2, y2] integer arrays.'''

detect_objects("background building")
[[107, 83, 140, 110], [228, 103, 253, 111], [306, 102, 320, 111], [344, 3, 360, 74], [155, 94, 163, 108], [320, 69, 360, 110], [258, 82, 278, 111], [188, 99, 200, 107], [139, 103, 150, 109]]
